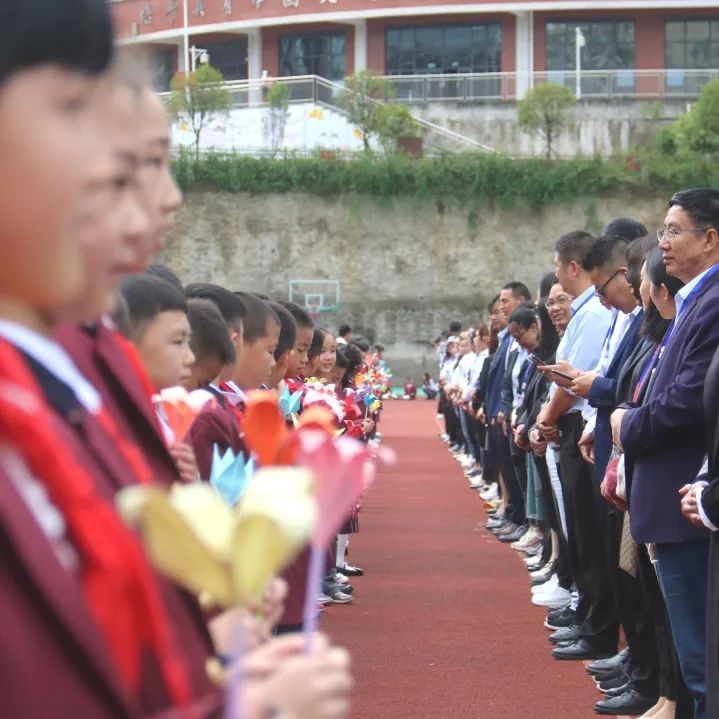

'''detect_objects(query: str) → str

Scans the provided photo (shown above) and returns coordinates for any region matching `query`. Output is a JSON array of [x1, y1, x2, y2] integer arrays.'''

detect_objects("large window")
[[665, 19, 719, 69], [279, 32, 346, 82], [154, 47, 176, 91], [385, 23, 502, 75], [203, 38, 248, 81], [545, 20, 635, 71]]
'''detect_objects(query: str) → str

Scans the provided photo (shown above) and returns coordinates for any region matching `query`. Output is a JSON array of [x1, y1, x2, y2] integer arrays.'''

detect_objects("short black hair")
[[508, 302, 559, 362], [280, 301, 313, 330], [121, 276, 187, 339], [602, 218, 648, 243], [502, 281, 532, 302], [352, 337, 371, 353], [582, 235, 630, 272], [233, 292, 279, 343], [668, 188, 719, 233], [268, 301, 297, 361], [487, 294, 500, 313], [339, 324, 352, 337], [374, 343, 385, 353], [1, 0, 113, 87], [449, 321, 462, 333], [308, 328, 326, 361], [187, 298, 235, 366], [539, 272, 557, 301], [555, 230, 597, 266], [146, 264, 183, 292], [185, 283, 246, 333]]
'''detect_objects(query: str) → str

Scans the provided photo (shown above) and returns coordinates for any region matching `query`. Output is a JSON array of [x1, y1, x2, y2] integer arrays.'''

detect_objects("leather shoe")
[[598, 672, 630, 693], [549, 626, 580, 644], [587, 648, 630, 676], [594, 688, 657, 716], [552, 639, 616, 661]]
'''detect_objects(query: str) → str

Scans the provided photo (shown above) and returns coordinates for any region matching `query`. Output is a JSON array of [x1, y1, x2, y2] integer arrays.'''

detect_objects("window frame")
[[664, 18, 719, 69], [278, 30, 347, 82]]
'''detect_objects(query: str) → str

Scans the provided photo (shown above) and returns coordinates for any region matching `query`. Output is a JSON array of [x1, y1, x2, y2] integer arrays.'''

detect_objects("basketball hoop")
[[307, 302, 321, 325]]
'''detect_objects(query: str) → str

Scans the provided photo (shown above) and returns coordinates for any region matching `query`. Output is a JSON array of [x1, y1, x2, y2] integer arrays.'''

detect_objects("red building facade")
[[111, 0, 719, 92]]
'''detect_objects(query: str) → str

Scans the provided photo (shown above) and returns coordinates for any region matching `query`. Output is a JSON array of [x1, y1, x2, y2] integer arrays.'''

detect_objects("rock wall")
[[162, 190, 668, 380]]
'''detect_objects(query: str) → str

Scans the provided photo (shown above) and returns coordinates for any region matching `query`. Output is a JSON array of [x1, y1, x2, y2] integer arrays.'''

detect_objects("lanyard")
[[600, 311, 619, 360], [570, 291, 594, 318], [632, 344, 661, 403]]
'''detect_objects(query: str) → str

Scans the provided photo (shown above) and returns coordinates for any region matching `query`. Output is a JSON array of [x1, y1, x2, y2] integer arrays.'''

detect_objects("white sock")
[[336, 534, 349, 568]]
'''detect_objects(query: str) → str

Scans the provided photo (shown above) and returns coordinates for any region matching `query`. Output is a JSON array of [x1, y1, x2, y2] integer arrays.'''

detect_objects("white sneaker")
[[532, 586, 572, 608], [480, 484, 499, 501], [460, 455, 475, 468], [468, 476, 484, 489], [334, 573, 349, 585], [531, 574, 559, 594], [317, 593, 332, 605]]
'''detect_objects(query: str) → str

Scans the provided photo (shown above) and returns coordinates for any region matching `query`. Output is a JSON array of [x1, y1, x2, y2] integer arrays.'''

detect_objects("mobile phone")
[[551, 369, 574, 382]]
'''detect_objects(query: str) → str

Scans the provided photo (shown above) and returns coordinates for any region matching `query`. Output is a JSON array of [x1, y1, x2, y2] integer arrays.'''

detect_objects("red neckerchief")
[[218, 381, 246, 425], [0, 338, 192, 709]]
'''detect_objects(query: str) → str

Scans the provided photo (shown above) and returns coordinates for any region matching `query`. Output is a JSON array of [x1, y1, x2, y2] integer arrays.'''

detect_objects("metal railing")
[[382, 69, 719, 103]]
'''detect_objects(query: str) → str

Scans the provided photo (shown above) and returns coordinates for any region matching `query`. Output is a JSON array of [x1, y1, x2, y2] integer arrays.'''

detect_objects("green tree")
[[373, 104, 420, 155], [339, 70, 395, 152], [262, 81, 291, 157], [661, 78, 719, 156], [517, 81, 576, 160], [168, 64, 231, 161]]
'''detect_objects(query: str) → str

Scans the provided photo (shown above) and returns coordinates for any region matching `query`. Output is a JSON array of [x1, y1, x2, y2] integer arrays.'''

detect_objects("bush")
[[373, 104, 420, 154]]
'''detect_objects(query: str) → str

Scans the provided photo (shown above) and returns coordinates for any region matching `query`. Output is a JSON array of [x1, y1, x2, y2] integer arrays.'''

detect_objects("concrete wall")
[[413, 98, 689, 158], [162, 190, 668, 380]]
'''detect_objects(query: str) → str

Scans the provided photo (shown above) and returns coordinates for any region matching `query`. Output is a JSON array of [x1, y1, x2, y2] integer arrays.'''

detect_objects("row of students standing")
[[0, 3, 364, 716]]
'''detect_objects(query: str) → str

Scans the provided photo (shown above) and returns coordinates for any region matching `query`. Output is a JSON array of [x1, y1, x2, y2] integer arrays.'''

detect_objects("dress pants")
[[557, 412, 617, 647], [488, 423, 525, 525], [655, 540, 710, 719]]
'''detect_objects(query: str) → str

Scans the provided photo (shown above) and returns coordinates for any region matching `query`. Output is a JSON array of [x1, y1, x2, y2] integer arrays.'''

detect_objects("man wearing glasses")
[[611, 188, 719, 719]]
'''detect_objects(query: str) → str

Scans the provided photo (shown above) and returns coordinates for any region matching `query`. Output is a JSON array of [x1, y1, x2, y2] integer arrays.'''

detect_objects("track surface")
[[323, 400, 611, 719]]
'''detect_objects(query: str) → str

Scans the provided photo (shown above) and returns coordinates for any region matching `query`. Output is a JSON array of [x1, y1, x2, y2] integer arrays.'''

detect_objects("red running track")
[[323, 400, 610, 719]]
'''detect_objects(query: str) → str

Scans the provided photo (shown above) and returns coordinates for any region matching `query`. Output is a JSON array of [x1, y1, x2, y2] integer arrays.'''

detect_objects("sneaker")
[[341, 563, 364, 577], [317, 593, 332, 605], [328, 590, 353, 604], [532, 586, 572, 609], [465, 467, 481, 478], [544, 607, 577, 631], [512, 530, 544, 553], [486, 516, 505, 530], [531, 574, 559, 594], [468, 476, 485, 489], [334, 573, 349, 585], [480, 484, 499, 501]]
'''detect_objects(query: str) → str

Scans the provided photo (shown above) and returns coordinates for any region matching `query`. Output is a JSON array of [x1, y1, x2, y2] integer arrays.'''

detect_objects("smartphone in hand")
[[551, 369, 574, 382]]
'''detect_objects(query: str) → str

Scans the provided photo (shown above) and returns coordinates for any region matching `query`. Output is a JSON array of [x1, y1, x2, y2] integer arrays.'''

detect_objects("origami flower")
[[210, 446, 255, 506], [153, 386, 216, 441], [278, 384, 303, 419]]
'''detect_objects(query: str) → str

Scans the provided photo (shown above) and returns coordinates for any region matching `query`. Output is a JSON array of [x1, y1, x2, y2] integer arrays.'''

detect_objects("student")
[[315, 329, 338, 383], [281, 301, 315, 380], [337, 323, 353, 346], [306, 328, 326, 378], [121, 276, 194, 393], [267, 301, 297, 390], [328, 348, 350, 389], [230, 292, 280, 392], [185, 298, 236, 391]]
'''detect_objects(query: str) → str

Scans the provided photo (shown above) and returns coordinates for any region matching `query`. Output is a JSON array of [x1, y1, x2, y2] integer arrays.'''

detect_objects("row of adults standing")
[[437, 188, 719, 719]]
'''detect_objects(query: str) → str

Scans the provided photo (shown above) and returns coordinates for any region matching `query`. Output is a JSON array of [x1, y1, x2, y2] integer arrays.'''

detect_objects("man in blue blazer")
[[612, 188, 719, 719]]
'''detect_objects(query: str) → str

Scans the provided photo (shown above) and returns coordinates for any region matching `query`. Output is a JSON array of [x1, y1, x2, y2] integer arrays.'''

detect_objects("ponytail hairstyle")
[[508, 302, 559, 363]]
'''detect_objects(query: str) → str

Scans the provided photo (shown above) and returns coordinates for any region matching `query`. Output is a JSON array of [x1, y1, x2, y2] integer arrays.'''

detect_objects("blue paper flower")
[[209, 445, 255, 506]]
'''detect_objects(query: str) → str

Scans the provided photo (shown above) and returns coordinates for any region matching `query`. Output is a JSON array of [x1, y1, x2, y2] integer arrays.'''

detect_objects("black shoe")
[[587, 648, 630, 676], [552, 639, 616, 661], [597, 673, 630, 693], [603, 682, 631, 698], [593, 688, 657, 716], [499, 526, 527, 543], [340, 563, 364, 577], [549, 626, 580, 644], [544, 606, 576, 630]]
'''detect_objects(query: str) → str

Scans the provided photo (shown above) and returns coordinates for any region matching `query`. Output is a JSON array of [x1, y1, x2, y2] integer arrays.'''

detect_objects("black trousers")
[[557, 412, 617, 647], [488, 424, 525, 525]]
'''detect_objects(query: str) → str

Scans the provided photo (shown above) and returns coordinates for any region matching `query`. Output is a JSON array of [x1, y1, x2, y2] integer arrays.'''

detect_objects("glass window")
[[545, 20, 635, 71], [279, 32, 346, 81], [665, 19, 719, 69], [385, 22, 502, 75], [202, 38, 248, 81], [153, 47, 176, 91]]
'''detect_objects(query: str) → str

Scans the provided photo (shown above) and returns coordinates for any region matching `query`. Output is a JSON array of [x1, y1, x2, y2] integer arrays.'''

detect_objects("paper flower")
[[116, 469, 316, 608], [210, 446, 254, 506], [153, 386, 216, 441], [278, 385, 303, 419], [303, 384, 345, 422]]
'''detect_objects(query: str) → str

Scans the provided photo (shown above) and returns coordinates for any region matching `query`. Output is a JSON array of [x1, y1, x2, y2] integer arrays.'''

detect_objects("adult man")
[[537, 231, 615, 659], [572, 235, 654, 715], [613, 188, 719, 719], [484, 282, 532, 540]]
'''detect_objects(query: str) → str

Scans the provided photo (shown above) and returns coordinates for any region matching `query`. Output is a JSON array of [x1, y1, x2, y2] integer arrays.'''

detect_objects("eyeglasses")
[[656, 225, 709, 242], [595, 268, 624, 298]]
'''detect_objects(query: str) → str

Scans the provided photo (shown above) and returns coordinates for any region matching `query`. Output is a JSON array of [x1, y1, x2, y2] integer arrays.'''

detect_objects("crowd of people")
[[437, 201, 719, 719], [0, 2, 395, 717]]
